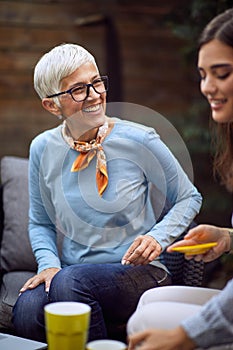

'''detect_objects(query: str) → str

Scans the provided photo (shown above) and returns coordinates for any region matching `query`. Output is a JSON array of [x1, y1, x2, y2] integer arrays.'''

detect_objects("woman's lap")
[[13, 263, 171, 342]]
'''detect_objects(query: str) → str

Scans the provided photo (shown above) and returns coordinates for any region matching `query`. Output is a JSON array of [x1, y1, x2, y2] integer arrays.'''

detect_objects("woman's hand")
[[167, 224, 231, 262], [121, 235, 162, 266], [127, 326, 196, 350], [19, 267, 61, 293]]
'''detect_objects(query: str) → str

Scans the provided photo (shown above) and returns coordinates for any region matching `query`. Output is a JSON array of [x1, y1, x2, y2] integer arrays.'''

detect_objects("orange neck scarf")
[[62, 121, 109, 196]]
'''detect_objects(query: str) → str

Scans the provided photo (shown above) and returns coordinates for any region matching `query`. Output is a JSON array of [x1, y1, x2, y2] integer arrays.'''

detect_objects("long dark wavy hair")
[[198, 8, 233, 192]]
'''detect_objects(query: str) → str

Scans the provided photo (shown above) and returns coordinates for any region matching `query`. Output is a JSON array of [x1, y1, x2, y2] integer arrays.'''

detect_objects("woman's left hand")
[[19, 267, 61, 293], [167, 224, 231, 262], [121, 235, 162, 266]]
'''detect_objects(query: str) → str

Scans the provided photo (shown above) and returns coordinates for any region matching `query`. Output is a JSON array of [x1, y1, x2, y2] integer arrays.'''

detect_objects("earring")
[[57, 115, 63, 120]]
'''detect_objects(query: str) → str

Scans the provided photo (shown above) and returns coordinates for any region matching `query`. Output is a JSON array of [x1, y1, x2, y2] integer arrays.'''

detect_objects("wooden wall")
[[0, 0, 231, 226], [0, 0, 194, 158]]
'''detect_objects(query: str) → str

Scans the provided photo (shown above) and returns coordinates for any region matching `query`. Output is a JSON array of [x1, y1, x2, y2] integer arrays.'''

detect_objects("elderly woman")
[[12, 43, 202, 343]]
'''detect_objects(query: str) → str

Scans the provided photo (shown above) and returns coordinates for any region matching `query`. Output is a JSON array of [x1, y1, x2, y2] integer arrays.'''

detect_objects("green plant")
[[166, 0, 233, 63]]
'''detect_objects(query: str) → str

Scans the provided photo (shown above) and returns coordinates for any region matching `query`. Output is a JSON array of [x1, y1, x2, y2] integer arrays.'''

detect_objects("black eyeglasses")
[[47, 76, 108, 102]]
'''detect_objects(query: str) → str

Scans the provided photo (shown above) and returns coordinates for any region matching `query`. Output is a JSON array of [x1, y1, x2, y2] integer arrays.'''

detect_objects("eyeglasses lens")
[[71, 77, 108, 102]]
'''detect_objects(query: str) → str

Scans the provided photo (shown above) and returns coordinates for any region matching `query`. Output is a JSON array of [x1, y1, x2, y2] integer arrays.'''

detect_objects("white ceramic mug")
[[86, 339, 127, 350]]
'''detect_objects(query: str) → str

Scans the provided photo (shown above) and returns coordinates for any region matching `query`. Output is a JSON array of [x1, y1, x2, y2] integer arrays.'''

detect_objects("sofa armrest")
[[0, 271, 35, 332], [0, 157, 37, 273], [0, 185, 4, 249]]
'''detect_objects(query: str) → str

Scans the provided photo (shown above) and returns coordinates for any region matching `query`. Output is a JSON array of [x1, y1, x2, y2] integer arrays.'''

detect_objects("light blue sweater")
[[28, 119, 202, 273]]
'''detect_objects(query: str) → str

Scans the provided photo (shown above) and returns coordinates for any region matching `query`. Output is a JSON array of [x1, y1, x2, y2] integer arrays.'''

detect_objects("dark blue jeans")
[[13, 263, 171, 343]]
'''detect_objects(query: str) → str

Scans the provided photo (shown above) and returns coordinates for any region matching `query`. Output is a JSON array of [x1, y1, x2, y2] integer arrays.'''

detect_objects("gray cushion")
[[0, 156, 37, 272], [0, 271, 35, 330]]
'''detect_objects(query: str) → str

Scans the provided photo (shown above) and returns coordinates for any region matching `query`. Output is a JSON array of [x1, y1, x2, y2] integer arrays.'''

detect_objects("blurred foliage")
[[221, 253, 233, 277], [166, 0, 233, 63], [173, 99, 211, 155]]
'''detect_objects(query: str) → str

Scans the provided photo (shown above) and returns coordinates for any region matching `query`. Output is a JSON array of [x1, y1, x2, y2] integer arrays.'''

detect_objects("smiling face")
[[198, 39, 233, 123], [42, 61, 107, 140]]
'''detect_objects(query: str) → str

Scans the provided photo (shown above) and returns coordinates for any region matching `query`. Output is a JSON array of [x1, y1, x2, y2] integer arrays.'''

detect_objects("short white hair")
[[34, 43, 98, 100]]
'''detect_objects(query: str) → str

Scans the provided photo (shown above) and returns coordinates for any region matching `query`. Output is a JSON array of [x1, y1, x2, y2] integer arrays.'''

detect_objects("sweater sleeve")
[[142, 129, 202, 250], [181, 278, 233, 347], [28, 136, 61, 273]]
